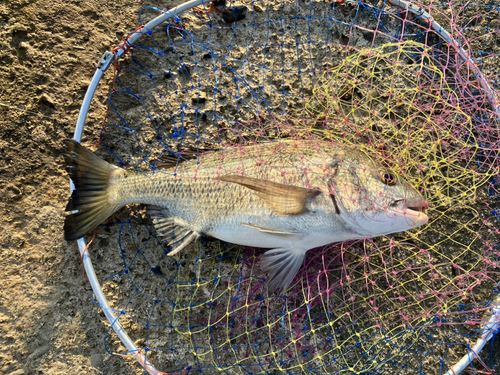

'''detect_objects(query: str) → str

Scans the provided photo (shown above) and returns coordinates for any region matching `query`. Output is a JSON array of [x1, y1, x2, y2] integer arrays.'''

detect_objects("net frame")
[[69, 0, 500, 374]]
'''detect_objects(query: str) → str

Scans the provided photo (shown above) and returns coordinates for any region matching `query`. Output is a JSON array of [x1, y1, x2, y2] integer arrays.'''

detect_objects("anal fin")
[[148, 206, 200, 256], [167, 232, 199, 256], [261, 248, 307, 293]]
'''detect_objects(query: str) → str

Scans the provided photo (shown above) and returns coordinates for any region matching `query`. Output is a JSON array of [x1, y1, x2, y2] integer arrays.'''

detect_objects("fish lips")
[[401, 197, 429, 226]]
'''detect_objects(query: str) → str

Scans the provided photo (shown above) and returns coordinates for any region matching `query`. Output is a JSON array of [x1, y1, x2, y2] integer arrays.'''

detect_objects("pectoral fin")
[[242, 223, 298, 237], [148, 206, 200, 256], [218, 175, 320, 215], [261, 248, 308, 293]]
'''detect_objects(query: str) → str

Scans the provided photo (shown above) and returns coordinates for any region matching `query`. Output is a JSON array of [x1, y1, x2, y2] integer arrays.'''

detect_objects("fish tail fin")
[[261, 248, 307, 293], [63, 139, 121, 241]]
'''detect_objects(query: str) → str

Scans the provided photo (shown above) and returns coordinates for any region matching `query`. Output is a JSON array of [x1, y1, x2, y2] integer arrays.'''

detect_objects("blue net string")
[[79, 1, 500, 374]]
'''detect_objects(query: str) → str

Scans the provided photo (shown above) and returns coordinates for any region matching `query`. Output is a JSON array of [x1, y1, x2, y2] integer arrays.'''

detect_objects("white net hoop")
[[70, 1, 500, 374]]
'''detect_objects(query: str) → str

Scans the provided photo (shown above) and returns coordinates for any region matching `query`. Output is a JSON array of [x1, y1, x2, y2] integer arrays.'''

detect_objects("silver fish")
[[64, 139, 428, 292]]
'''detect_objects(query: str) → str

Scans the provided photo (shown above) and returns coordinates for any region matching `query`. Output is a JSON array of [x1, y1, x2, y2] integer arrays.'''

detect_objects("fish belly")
[[210, 224, 352, 251], [210, 226, 298, 248]]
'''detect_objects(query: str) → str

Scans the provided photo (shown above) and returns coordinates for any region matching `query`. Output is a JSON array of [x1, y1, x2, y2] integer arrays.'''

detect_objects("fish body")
[[64, 139, 428, 292]]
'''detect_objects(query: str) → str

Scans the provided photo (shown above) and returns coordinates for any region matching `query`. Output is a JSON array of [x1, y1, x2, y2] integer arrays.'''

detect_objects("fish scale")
[[63, 139, 428, 292]]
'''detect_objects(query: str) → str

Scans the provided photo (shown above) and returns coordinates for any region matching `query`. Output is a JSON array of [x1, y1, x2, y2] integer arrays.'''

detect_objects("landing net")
[[72, 0, 500, 374]]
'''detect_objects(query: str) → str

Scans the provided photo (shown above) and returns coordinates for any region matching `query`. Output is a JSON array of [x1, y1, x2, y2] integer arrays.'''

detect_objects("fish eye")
[[382, 172, 396, 185]]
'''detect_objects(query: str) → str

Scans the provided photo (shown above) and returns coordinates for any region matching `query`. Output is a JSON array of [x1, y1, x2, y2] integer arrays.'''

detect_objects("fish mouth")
[[405, 197, 428, 214], [402, 197, 429, 225]]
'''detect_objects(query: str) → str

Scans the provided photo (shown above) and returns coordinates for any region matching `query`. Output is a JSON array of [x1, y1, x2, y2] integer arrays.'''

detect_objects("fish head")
[[329, 152, 428, 237]]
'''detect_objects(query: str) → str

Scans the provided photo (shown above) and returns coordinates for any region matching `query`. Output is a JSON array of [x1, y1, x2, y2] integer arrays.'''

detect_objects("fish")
[[63, 139, 428, 292]]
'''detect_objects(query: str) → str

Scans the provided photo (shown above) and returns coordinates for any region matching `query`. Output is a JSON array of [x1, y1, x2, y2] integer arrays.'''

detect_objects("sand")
[[1, 0, 499, 374], [0, 1, 177, 373]]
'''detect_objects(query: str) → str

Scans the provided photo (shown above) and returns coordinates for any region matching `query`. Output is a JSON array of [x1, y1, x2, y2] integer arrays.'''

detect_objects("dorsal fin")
[[154, 147, 218, 169], [218, 175, 321, 216]]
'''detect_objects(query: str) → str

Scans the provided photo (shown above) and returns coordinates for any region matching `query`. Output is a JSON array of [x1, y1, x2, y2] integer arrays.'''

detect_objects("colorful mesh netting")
[[77, 0, 500, 374]]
